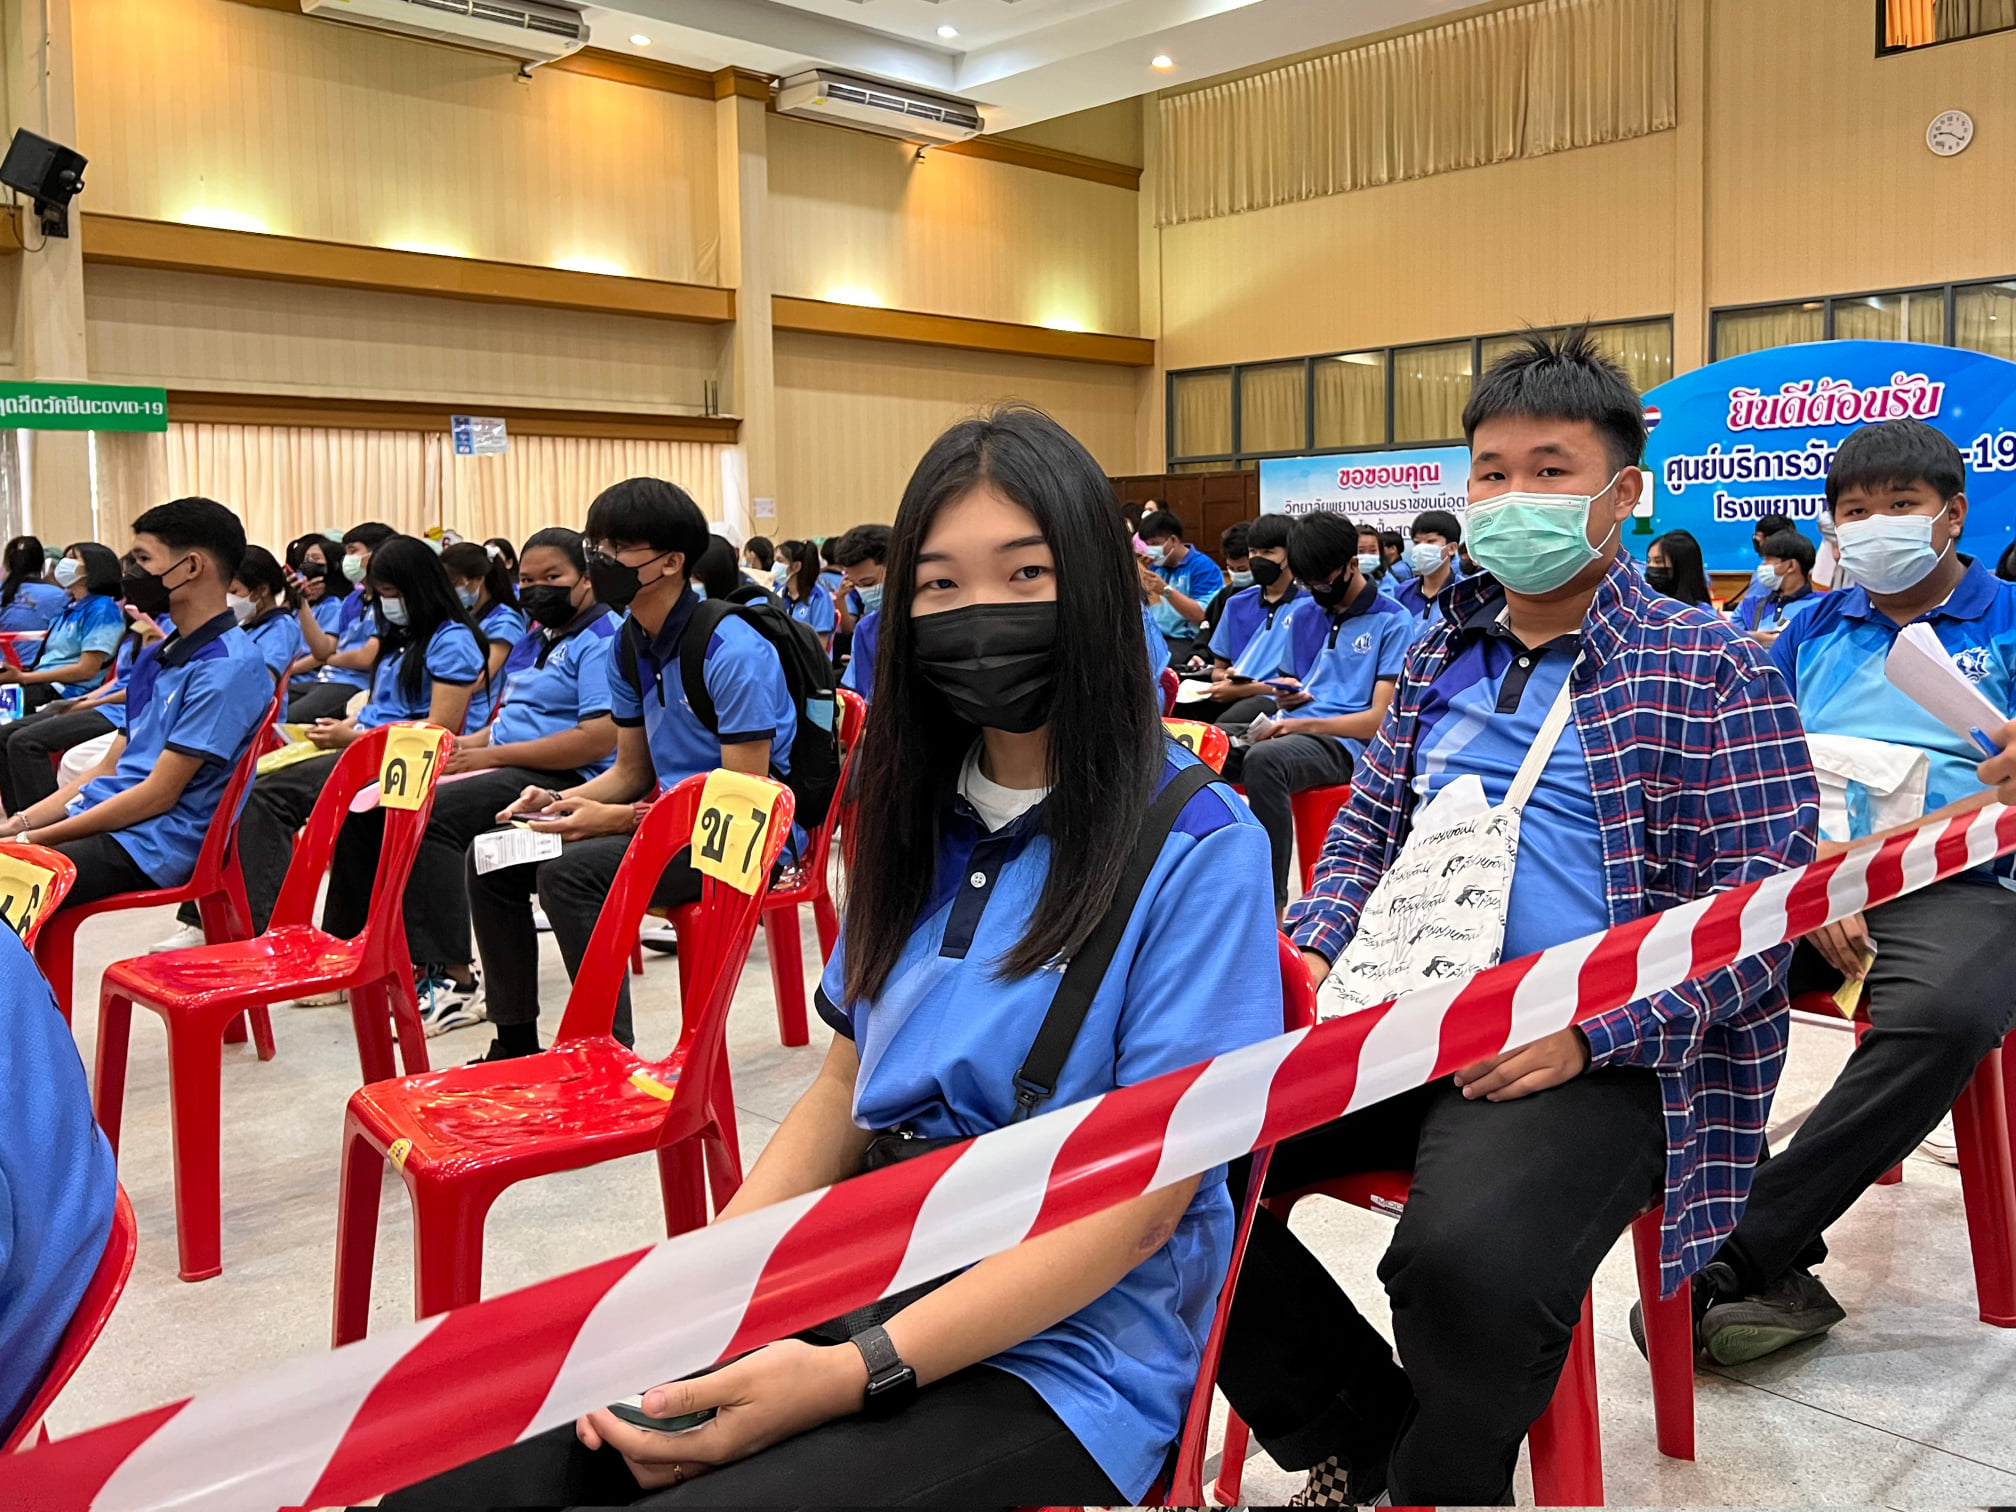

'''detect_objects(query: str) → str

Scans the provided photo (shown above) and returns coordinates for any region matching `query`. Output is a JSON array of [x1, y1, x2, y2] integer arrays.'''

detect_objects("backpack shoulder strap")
[[1011, 760, 1221, 1120], [677, 597, 739, 731]]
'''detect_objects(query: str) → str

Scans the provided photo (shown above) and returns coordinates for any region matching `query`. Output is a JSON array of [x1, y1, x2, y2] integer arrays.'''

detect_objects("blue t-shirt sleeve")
[[704, 619, 785, 744], [166, 654, 268, 765], [816, 929, 854, 1039], [1768, 613, 1805, 696], [483, 605, 529, 648], [79, 598, 125, 656], [1143, 606, 1171, 672], [809, 587, 836, 636], [424, 623, 484, 686], [573, 632, 615, 720], [1376, 612, 1410, 678]]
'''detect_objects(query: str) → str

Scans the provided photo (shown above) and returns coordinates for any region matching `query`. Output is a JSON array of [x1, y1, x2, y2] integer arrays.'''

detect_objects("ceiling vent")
[[300, 0, 588, 64], [776, 70, 984, 144]]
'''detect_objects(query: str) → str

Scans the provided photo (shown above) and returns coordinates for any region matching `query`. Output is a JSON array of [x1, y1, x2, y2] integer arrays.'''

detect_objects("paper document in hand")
[[1884, 623, 2008, 755]]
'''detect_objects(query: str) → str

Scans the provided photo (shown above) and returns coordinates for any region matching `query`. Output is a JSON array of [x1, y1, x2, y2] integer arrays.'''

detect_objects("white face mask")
[[1836, 506, 1951, 596], [227, 592, 254, 623], [1406, 542, 1447, 576], [1356, 553, 1382, 577], [53, 558, 82, 588], [1754, 563, 1781, 590]]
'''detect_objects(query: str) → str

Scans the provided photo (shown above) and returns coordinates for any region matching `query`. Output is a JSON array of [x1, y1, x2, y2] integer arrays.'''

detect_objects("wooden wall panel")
[[84, 266, 725, 413], [773, 331, 1143, 538], [71, 0, 721, 285], [767, 117, 1140, 338]]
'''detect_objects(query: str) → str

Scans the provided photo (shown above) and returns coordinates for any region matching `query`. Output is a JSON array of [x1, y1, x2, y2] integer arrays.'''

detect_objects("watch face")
[[1927, 110, 1974, 157]]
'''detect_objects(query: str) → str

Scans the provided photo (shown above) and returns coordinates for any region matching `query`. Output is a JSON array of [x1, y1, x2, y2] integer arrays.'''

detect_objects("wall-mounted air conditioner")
[[775, 70, 983, 144], [300, 0, 589, 65]]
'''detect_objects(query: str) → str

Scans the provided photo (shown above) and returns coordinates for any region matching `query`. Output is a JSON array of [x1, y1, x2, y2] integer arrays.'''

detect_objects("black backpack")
[[621, 585, 842, 831]]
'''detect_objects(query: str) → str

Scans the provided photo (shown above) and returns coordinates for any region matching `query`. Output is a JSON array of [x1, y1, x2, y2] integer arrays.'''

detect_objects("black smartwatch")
[[849, 1324, 918, 1419]]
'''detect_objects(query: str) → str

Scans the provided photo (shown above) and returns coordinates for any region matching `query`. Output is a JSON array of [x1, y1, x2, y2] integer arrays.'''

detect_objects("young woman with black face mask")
[[1646, 528, 1716, 608], [388, 407, 1283, 1509]]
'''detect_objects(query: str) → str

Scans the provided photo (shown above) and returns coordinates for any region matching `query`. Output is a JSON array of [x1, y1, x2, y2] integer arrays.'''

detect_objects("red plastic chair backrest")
[[269, 725, 454, 975], [1161, 719, 1230, 773], [1158, 665, 1179, 715], [2, 1187, 136, 1454], [787, 689, 866, 887], [0, 844, 78, 949], [192, 675, 293, 892]]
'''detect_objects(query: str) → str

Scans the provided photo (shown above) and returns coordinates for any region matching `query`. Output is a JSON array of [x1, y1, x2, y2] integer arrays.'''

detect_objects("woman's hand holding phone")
[[495, 784, 562, 823], [521, 795, 635, 841]]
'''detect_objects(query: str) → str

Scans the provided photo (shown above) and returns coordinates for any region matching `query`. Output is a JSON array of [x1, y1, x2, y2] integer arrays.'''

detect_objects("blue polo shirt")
[[1286, 582, 1412, 747], [69, 612, 272, 887], [490, 610, 618, 780], [1207, 584, 1305, 677], [35, 593, 124, 697], [786, 584, 836, 637], [306, 591, 374, 690], [309, 592, 345, 636], [840, 609, 878, 700], [0, 580, 65, 632], [97, 616, 175, 734], [0, 924, 115, 1442], [609, 590, 795, 785], [242, 608, 304, 681], [464, 602, 528, 728], [1412, 613, 1609, 961], [1772, 559, 2016, 865], [1738, 584, 1815, 634], [1394, 561, 1466, 630], [1150, 547, 1225, 637], [814, 748, 1280, 1501], [1141, 603, 1171, 673], [355, 621, 484, 731]]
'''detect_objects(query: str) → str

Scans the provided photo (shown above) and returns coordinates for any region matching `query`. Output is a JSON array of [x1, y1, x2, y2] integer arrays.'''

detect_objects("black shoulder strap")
[[1011, 760, 1221, 1120], [676, 598, 738, 730]]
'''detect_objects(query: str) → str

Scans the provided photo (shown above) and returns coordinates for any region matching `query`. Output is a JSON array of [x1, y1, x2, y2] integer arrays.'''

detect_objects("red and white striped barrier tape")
[[11, 799, 2015, 1512]]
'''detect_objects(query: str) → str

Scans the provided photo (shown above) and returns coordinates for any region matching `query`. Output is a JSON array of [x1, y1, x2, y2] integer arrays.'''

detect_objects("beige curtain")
[[1935, 0, 2011, 40], [1156, 0, 1676, 226], [429, 435, 724, 549], [1956, 283, 2016, 361], [1314, 355, 1385, 449], [1888, 0, 1938, 45], [1832, 291, 1945, 345], [1587, 320, 1674, 394], [1238, 363, 1307, 454], [1172, 371, 1234, 459], [1713, 304, 1824, 360], [1393, 342, 1473, 445]]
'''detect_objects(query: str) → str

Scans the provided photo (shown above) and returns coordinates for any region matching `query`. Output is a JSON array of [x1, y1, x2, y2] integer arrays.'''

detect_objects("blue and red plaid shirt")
[[1287, 555, 1819, 1292]]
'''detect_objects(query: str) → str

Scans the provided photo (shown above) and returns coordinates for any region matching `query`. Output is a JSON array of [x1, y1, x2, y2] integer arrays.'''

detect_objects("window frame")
[[1875, 0, 2015, 56], [1709, 275, 2016, 361]]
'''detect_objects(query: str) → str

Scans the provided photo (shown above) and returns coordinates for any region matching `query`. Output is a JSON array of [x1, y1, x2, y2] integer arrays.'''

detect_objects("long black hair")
[[67, 542, 124, 597], [441, 540, 519, 611], [777, 539, 820, 604], [843, 406, 1162, 1003], [2, 536, 44, 607], [366, 536, 486, 708], [1650, 529, 1714, 606]]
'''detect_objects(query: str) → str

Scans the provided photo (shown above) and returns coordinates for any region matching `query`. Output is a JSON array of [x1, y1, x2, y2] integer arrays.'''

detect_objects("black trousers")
[[321, 765, 580, 969], [285, 680, 358, 723], [0, 705, 115, 812], [1217, 1067, 1666, 1506], [236, 751, 341, 933], [1227, 731, 1358, 908], [1716, 877, 2016, 1292], [380, 1363, 1121, 1509], [49, 832, 156, 911], [466, 830, 703, 1047]]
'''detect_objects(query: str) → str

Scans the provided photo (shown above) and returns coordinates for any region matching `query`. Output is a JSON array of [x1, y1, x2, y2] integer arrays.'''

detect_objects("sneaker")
[[1698, 1266, 1847, 1365], [1920, 1112, 1960, 1166], [638, 920, 679, 956], [148, 923, 207, 953], [1287, 1454, 1385, 1508], [1628, 1258, 1733, 1360], [417, 973, 486, 1038], [531, 905, 553, 933]]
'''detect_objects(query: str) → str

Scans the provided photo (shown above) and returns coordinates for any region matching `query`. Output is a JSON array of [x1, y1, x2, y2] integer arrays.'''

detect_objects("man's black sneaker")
[[1628, 1258, 1738, 1360], [1698, 1266, 1846, 1364]]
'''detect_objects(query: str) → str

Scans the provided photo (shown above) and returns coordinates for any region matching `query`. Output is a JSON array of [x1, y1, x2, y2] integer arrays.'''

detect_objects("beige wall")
[[768, 117, 1140, 336], [774, 332, 1141, 538], [1000, 99, 1146, 168]]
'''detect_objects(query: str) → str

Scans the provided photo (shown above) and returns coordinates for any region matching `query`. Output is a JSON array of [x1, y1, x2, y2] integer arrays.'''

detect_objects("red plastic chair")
[[1799, 990, 2016, 1326], [2, 1187, 137, 1453], [761, 690, 866, 1048], [35, 676, 290, 1048], [1158, 666, 1180, 715], [331, 772, 794, 1341], [0, 842, 78, 950], [1162, 718, 1231, 773], [93, 723, 451, 1282], [1290, 783, 1351, 894]]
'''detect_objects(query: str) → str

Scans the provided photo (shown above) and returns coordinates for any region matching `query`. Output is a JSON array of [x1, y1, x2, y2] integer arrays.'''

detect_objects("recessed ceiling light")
[[937, 24, 958, 39], [630, 33, 651, 46], [1151, 54, 1175, 69]]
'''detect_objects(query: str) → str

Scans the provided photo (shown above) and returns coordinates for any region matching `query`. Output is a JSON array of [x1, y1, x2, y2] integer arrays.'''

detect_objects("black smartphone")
[[607, 1399, 716, 1435]]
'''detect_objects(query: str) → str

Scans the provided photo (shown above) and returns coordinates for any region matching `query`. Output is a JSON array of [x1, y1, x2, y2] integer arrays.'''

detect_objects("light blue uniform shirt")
[[1207, 584, 1305, 677], [0, 924, 116, 1441], [0, 580, 65, 632], [1737, 584, 1815, 635], [306, 591, 374, 690], [354, 621, 484, 731], [815, 750, 1280, 1501], [68, 612, 272, 887], [785, 584, 836, 637], [464, 601, 528, 729], [1394, 561, 1466, 639], [242, 608, 305, 681], [36, 593, 125, 697], [490, 611, 618, 780], [309, 593, 346, 637], [1141, 603, 1171, 674], [97, 616, 175, 734], [1150, 548, 1225, 637], [1285, 583, 1413, 748], [839, 609, 878, 700], [608, 590, 796, 785]]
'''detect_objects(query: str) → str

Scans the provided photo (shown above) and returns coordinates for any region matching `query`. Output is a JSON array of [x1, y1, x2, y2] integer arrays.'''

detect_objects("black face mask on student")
[[1305, 571, 1352, 610], [912, 601, 1058, 734], [586, 549, 670, 611], [1248, 556, 1285, 588], [122, 559, 188, 619], [519, 583, 579, 629], [1644, 565, 1678, 596]]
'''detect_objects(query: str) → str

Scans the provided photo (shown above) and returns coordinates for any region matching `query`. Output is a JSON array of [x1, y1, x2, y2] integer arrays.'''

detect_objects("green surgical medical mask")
[[343, 554, 368, 585], [1465, 473, 1623, 595]]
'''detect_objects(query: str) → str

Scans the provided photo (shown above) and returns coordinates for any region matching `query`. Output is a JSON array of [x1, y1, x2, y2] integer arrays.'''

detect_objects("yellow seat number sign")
[[692, 769, 786, 895], [1162, 718, 1207, 755], [0, 850, 57, 939], [379, 724, 448, 811]]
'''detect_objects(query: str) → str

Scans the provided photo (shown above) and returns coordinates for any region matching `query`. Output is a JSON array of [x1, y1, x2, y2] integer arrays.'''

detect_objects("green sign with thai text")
[[0, 381, 168, 431]]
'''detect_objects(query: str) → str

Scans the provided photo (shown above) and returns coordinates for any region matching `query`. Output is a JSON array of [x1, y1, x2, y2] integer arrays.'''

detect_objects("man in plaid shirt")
[[1214, 330, 1818, 1508]]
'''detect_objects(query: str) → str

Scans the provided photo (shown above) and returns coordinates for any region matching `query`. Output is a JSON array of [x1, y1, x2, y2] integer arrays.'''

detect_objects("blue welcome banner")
[[1643, 340, 2016, 572]]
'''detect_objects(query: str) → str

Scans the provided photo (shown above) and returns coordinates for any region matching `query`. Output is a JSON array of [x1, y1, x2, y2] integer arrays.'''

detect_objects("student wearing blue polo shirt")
[[229, 545, 306, 681], [284, 522, 391, 722], [0, 543, 124, 714], [1736, 528, 1817, 646], [325, 528, 617, 1036], [0, 535, 65, 632], [390, 406, 1280, 1512], [778, 538, 837, 652], [1234, 510, 1412, 909], [0, 499, 271, 913], [1393, 508, 1467, 633], [1698, 419, 2016, 1364], [443, 540, 525, 728], [0, 601, 169, 816], [234, 536, 484, 936], [1139, 508, 1225, 661], [830, 522, 889, 670], [1175, 514, 1303, 722], [466, 480, 796, 1060], [287, 533, 345, 635]]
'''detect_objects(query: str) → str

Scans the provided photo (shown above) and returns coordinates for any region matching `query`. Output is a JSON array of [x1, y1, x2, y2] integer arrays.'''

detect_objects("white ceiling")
[[582, 0, 1473, 132]]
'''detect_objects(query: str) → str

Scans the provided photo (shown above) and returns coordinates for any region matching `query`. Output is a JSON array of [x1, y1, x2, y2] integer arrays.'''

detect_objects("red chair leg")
[[812, 888, 839, 962], [92, 991, 135, 1156], [1632, 1213, 1696, 1460], [332, 1130, 385, 1346], [1527, 1290, 1603, 1507], [631, 941, 644, 976], [164, 1015, 228, 1281], [1952, 1048, 2016, 1327], [223, 1014, 249, 1045], [411, 1182, 494, 1320], [1876, 1161, 1905, 1186], [247, 1005, 276, 1062], [35, 918, 76, 1025], [655, 1139, 710, 1238], [763, 905, 809, 1048], [388, 975, 430, 1077], [1214, 1409, 1252, 1506], [348, 982, 399, 1087]]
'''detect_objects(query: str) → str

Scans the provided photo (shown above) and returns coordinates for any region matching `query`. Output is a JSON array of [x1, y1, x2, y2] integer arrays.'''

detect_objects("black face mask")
[[587, 549, 668, 611], [912, 601, 1057, 733], [123, 557, 189, 619], [1644, 566, 1678, 596], [1306, 571, 1352, 610], [519, 583, 580, 629], [1248, 556, 1284, 588]]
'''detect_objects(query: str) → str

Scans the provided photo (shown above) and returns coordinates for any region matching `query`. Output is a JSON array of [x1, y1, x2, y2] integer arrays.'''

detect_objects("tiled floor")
[[38, 901, 2016, 1506]]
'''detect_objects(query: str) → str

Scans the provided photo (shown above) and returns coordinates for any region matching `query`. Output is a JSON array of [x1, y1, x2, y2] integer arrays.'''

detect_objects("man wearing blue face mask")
[[1392, 508, 1466, 637], [1138, 509, 1224, 663], [1215, 329, 1817, 1508], [1694, 418, 2016, 1365], [832, 523, 889, 699]]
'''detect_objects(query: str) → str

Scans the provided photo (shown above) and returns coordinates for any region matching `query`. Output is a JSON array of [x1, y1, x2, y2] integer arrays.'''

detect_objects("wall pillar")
[[1134, 92, 1165, 475], [1672, 0, 1709, 374], [714, 70, 776, 541]]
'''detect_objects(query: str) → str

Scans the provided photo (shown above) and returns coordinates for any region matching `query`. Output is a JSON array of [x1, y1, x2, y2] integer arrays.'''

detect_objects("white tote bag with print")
[[1318, 665, 1580, 1021]]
